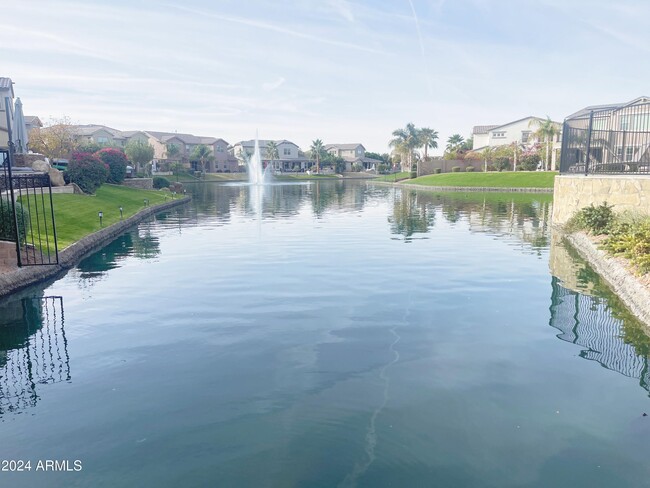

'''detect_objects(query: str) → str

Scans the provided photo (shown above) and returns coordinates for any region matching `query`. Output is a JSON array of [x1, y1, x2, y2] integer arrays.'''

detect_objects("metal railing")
[[560, 100, 650, 175]]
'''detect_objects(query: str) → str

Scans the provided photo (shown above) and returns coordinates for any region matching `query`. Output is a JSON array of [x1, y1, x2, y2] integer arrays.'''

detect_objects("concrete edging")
[[566, 231, 650, 327], [0, 197, 191, 298], [370, 181, 553, 193]]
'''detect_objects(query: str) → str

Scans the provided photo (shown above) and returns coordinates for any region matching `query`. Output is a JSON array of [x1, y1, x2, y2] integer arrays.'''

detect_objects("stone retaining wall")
[[122, 178, 153, 190], [0, 197, 190, 298], [552, 174, 650, 225], [565, 232, 650, 327]]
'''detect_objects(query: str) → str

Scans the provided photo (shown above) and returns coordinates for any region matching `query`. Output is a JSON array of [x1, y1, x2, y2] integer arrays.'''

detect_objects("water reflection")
[[389, 188, 552, 250], [550, 242, 650, 395], [0, 296, 70, 416]]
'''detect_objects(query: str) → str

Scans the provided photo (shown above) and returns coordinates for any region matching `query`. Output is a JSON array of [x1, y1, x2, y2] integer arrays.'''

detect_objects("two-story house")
[[230, 139, 309, 171], [472, 116, 563, 169], [324, 143, 382, 171], [146, 131, 238, 172]]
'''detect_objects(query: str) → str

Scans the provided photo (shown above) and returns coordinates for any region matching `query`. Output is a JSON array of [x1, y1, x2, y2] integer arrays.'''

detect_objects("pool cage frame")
[[560, 97, 650, 175]]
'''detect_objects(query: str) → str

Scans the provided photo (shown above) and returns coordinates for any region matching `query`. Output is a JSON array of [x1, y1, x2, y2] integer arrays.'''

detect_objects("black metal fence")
[[1, 149, 59, 266], [560, 100, 650, 175]]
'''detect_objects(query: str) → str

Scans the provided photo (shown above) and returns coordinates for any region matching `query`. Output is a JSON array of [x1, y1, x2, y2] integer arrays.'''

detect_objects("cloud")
[[262, 77, 286, 92], [327, 0, 355, 22]]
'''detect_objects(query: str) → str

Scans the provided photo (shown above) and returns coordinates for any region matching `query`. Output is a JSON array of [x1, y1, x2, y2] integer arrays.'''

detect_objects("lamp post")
[[119, 206, 123, 219], [98, 211, 103, 227]]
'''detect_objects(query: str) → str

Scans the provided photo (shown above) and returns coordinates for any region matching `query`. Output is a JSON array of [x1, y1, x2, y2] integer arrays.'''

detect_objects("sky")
[[2, 0, 650, 154]]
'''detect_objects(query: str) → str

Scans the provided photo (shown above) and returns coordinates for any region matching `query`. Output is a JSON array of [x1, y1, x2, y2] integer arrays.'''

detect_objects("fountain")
[[246, 136, 273, 185]]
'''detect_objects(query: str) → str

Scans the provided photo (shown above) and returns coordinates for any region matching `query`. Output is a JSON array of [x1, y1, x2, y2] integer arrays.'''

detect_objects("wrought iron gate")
[[1, 148, 59, 267]]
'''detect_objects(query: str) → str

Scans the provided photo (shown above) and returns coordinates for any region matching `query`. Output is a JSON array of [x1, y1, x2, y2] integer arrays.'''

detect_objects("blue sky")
[[2, 0, 650, 153]]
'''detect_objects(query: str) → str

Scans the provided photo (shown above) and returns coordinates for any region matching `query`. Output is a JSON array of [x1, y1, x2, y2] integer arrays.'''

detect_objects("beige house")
[[0, 77, 15, 149], [230, 139, 309, 171], [324, 143, 382, 171], [146, 131, 238, 172]]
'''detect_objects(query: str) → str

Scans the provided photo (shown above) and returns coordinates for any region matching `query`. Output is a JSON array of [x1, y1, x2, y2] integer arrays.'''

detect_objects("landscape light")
[[119, 206, 123, 219], [98, 211, 103, 227]]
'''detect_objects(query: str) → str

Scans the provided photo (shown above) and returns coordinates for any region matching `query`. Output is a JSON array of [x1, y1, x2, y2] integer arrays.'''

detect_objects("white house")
[[472, 116, 562, 169], [324, 143, 382, 171], [230, 139, 309, 171]]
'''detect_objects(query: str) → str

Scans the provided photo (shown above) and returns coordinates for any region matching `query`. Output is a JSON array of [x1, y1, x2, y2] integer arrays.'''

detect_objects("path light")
[[172, 191, 176, 199], [119, 206, 123, 219], [98, 211, 103, 227], [143, 199, 149, 207]]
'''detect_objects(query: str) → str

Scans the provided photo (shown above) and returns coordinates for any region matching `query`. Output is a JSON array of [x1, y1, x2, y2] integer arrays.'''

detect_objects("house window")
[[626, 146, 635, 161], [96, 136, 109, 144], [621, 116, 630, 131], [356, 148, 362, 155], [217, 145, 224, 152], [493, 131, 506, 138], [283, 148, 291, 156], [521, 131, 531, 143]]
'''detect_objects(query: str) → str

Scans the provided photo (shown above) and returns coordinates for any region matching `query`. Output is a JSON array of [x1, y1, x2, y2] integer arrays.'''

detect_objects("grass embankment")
[[374, 172, 411, 182], [21, 184, 173, 250], [172, 173, 247, 183], [275, 173, 339, 181], [406, 171, 557, 188]]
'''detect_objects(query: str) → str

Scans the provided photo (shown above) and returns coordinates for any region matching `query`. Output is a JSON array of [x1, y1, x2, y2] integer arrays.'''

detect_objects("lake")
[[1, 181, 649, 487]]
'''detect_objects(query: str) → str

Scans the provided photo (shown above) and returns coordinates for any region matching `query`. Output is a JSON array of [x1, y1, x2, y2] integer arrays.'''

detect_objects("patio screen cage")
[[560, 97, 650, 174]]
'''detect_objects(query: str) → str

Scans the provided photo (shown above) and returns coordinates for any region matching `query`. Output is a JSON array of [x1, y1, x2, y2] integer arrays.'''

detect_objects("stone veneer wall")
[[122, 178, 153, 190], [0, 240, 17, 271], [552, 175, 650, 225]]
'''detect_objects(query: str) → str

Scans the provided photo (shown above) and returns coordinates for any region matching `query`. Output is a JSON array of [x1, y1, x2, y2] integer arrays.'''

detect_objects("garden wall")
[[552, 175, 650, 225], [122, 178, 153, 190], [418, 159, 483, 176]]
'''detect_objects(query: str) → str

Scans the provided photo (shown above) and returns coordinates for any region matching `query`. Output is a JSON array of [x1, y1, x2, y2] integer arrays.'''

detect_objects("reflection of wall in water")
[[549, 277, 650, 394], [0, 297, 70, 415]]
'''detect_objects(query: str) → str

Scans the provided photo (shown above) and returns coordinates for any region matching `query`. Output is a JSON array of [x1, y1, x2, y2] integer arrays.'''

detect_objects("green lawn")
[[20, 184, 175, 250], [373, 172, 411, 182], [406, 171, 557, 188], [274, 173, 339, 180], [172, 173, 247, 182]]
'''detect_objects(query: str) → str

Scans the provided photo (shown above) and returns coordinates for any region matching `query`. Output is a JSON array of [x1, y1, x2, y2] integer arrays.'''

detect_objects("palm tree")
[[481, 147, 493, 172], [190, 144, 214, 174], [419, 127, 439, 160], [389, 123, 420, 171], [266, 141, 279, 172], [310, 139, 324, 174], [446, 134, 465, 152], [530, 116, 560, 171]]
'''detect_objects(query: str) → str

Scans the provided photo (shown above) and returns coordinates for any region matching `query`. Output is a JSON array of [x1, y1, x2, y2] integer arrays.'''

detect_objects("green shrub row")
[[0, 198, 29, 242]]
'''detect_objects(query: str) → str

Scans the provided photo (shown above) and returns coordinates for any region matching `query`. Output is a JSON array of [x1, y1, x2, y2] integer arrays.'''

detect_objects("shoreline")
[[564, 231, 650, 327], [0, 196, 191, 299], [370, 180, 554, 193]]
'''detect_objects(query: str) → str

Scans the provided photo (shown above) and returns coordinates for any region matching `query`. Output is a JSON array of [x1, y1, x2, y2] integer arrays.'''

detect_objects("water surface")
[[1, 181, 649, 487]]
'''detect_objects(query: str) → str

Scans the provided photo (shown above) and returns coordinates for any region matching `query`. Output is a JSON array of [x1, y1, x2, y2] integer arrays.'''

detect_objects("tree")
[[418, 127, 439, 160], [480, 147, 494, 172], [95, 148, 128, 183], [266, 141, 279, 171], [530, 116, 560, 171], [166, 143, 181, 161], [310, 139, 324, 174], [125, 140, 155, 175], [67, 152, 109, 193], [390, 123, 420, 171], [190, 144, 214, 174], [28, 116, 78, 159], [446, 134, 465, 152]]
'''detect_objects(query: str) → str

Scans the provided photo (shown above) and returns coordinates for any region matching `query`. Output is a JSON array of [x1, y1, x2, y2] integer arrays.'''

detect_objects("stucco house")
[[230, 139, 309, 171], [24, 116, 42, 133], [324, 143, 382, 171], [146, 131, 238, 172], [472, 116, 563, 169], [0, 77, 15, 149]]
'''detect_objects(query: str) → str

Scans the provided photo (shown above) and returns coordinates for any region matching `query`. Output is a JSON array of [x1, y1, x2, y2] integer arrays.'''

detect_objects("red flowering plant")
[[95, 147, 128, 183], [67, 152, 109, 193]]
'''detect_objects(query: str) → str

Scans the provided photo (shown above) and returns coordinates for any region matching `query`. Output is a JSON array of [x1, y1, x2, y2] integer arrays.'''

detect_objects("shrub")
[[493, 158, 511, 172], [95, 148, 128, 184], [575, 202, 615, 234], [0, 198, 29, 242], [603, 219, 650, 274], [486, 164, 496, 172], [67, 152, 109, 194], [451, 166, 462, 172], [519, 154, 541, 171], [434, 168, 442, 174], [153, 176, 171, 189], [465, 166, 476, 172]]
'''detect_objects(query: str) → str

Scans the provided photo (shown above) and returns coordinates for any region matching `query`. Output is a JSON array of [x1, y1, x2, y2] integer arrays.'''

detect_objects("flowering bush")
[[67, 152, 109, 193], [95, 148, 128, 183]]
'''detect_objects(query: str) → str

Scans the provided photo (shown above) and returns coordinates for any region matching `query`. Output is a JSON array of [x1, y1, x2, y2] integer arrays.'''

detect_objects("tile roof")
[[324, 143, 364, 150], [472, 125, 499, 135], [0, 77, 12, 89]]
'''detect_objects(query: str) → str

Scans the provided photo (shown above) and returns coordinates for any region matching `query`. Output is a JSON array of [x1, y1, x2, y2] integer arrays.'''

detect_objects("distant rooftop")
[[472, 125, 498, 135]]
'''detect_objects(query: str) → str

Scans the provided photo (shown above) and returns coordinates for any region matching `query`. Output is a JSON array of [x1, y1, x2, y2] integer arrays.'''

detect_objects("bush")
[[67, 152, 109, 194], [465, 166, 476, 172], [153, 176, 171, 189], [486, 164, 496, 172], [0, 198, 29, 242], [95, 148, 128, 184], [603, 218, 650, 274], [451, 166, 462, 172], [434, 168, 442, 174], [519, 154, 541, 171], [575, 202, 615, 234], [494, 158, 511, 172]]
